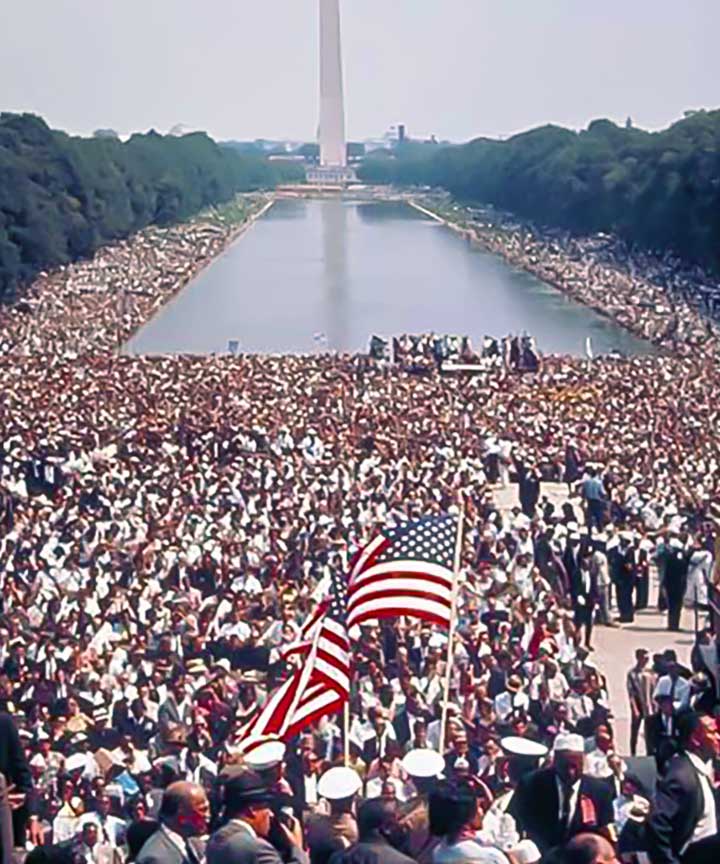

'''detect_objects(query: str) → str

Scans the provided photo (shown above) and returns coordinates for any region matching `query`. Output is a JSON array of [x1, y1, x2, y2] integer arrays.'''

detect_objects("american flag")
[[346, 515, 459, 630], [237, 570, 350, 751]]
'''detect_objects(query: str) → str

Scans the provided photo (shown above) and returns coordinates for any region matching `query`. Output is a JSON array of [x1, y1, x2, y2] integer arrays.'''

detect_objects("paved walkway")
[[493, 481, 697, 755]]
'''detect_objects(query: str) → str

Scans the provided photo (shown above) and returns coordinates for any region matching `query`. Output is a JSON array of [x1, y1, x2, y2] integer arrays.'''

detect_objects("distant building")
[[310, 0, 355, 185]]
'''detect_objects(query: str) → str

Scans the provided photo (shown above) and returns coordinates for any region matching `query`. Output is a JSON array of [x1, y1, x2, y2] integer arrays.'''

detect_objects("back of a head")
[[428, 782, 477, 839], [677, 711, 703, 749], [159, 783, 185, 824], [357, 798, 396, 839], [565, 832, 614, 864]]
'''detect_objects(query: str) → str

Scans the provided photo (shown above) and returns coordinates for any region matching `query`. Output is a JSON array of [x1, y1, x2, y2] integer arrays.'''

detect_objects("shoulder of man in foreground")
[[136, 827, 188, 864], [207, 825, 287, 864], [330, 840, 416, 864]]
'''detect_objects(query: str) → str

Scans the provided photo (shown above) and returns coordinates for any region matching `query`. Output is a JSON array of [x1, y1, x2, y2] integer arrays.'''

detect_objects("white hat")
[[511, 840, 542, 864], [402, 748, 445, 779], [318, 766, 363, 800], [244, 740, 286, 771], [30, 754, 47, 769], [500, 736, 549, 759], [213, 658, 232, 674], [553, 733, 585, 754], [66, 753, 89, 773]]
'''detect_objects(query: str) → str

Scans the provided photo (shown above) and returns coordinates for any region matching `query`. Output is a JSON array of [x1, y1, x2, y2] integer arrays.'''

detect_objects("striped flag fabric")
[[346, 515, 459, 630], [237, 569, 350, 752]]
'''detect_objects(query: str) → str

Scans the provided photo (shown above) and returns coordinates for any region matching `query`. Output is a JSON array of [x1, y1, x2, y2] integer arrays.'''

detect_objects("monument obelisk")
[[319, 0, 347, 169]]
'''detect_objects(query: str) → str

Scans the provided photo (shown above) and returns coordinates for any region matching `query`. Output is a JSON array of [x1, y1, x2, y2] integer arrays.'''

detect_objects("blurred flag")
[[238, 570, 349, 751]]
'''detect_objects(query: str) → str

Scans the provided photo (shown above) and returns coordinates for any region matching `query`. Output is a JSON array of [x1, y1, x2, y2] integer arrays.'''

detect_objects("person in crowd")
[[429, 782, 510, 864], [206, 770, 307, 864], [306, 767, 361, 864], [136, 782, 209, 864], [330, 798, 416, 864], [645, 712, 720, 864], [626, 649, 657, 757], [509, 734, 615, 853]]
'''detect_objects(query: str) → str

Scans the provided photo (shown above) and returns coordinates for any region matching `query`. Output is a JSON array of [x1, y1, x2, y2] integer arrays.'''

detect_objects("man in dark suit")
[[329, 798, 416, 864], [0, 710, 33, 854], [665, 541, 690, 632], [645, 694, 681, 775], [509, 733, 614, 853], [572, 551, 599, 650], [645, 711, 720, 864], [207, 770, 307, 864], [136, 781, 209, 864]]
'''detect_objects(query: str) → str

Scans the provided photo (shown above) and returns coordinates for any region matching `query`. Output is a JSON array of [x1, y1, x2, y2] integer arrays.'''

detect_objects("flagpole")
[[343, 700, 350, 767], [439, 498, 465, 754]]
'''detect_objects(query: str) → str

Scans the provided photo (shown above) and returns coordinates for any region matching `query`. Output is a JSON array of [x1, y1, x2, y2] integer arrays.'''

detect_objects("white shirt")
[[556, 777, 581, 826], [654, 675, 691, 712], [433, 838, 510, 864], [684, 753, 718, 851]]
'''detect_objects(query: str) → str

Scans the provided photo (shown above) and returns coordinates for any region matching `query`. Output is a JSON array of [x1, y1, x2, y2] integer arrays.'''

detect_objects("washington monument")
[[318, 0, 347, 169]]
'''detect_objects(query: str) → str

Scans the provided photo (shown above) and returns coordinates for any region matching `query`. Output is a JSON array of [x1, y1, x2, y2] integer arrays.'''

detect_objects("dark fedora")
[[224, 770, 275, 810]]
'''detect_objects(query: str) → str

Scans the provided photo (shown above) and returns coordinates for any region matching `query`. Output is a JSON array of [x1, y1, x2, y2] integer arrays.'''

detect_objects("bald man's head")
[[159, 781, 210, 838], [565, 833, 618, 864]]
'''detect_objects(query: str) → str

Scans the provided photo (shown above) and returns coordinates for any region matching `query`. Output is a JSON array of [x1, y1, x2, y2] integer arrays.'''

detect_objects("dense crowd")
[[0, 199, 718, 864], [429, 199, 720, 356]]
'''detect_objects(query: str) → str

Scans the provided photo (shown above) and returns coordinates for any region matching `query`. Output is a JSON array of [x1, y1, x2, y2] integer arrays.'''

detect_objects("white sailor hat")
[[553, 733, 585, 753], [244, 740, 286, 771], [317, 766, 363, 800], [402, 748, 445, 779], [512, 840, 542, 864], [500, 736, 549, 759], [66, 753, 89, 773]]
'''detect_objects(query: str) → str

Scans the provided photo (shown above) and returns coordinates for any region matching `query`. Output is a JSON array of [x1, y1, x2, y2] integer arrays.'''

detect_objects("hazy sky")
[[3, 0, 718, 142]]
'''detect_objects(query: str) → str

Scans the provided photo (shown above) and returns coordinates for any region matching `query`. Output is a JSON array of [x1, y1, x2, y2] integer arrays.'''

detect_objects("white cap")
[[402, 748, 445, 779], [244, 740, 286, 771], [318, 766, 363, 800], [213, 658, 232, 674], [30, 754, 47, 769], [553, 733, 585, 754], [66, 753, 89, 773], [500, 736, 549, 759], [512, 840, 542, 864]]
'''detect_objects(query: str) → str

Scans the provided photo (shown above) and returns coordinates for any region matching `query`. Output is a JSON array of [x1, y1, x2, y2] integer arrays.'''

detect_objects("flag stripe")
[[348, 606, 451, 629], [348, 596, 452, 628], [350, 561, 454, 590], [349, 534, 389, 581], [348, 576, 454, 606]]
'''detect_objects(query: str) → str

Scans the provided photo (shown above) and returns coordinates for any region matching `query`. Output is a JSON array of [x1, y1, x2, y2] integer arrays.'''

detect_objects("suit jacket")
[[0, 711, 32, 848], [207, 818, 308, 864], [646, 712, 681, 772], [645, 753, 718, 864], [329, 833, 416, 864], [509, 767, 614, 852], [571, 568, 599, 609], [136, 826, 193, 864]]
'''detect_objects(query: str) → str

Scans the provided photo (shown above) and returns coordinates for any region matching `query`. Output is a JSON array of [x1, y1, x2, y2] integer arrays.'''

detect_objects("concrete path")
[[493, 481, 697, 755]]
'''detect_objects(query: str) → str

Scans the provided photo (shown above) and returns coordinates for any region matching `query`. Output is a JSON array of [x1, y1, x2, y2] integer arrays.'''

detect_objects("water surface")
[[126, 199, 652, 356]]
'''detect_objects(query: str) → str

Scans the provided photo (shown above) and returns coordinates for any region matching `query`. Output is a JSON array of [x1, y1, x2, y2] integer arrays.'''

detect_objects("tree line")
[[358, 111, 720, 272], [0, 113, 300, 298]]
